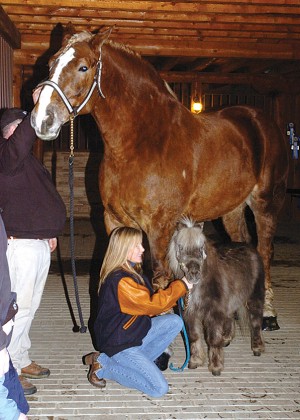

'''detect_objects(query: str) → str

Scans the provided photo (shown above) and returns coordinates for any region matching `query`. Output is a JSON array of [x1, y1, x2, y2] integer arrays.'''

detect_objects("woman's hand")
[[48, 238, 57, 253], [181, 276, 194, 290]]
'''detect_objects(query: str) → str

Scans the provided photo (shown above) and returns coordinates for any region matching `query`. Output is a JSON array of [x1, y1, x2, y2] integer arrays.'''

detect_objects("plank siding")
[[0, 36, 13, 108]]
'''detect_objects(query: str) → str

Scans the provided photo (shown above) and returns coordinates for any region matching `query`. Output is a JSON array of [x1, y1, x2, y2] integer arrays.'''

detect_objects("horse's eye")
[[79, 66, 88, 72]]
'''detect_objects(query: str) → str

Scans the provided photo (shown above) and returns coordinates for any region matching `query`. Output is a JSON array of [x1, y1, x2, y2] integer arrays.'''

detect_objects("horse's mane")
[[63, 32, 92, 52], [168, 216, 206, 278], [107, 39, 140, 59], [61, 30, 177, 101], [64, 32, 139, 60]]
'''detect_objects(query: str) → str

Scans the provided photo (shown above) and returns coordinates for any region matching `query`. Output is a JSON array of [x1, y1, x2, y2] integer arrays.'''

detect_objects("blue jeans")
[[0, 358, 29, 419], [97, 313, 183, 397]]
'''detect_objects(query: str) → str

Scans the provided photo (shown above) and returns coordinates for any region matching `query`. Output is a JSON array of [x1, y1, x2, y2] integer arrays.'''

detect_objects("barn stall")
[[0, 2, 300, 418]]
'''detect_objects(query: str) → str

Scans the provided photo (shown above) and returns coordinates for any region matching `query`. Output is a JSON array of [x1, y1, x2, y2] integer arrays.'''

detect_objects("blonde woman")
[[83, 226, 193, 398]]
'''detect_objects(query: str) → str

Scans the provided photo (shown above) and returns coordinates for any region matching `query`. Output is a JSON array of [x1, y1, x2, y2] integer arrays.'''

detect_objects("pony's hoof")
[[262, 316, 280, 331], [211, 369, 221, 376], [253, 350, 261, 356], [188, 361, 200, 369]]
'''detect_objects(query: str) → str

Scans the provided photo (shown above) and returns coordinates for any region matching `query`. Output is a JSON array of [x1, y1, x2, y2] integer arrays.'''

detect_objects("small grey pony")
[[167, 216, 265, 376]]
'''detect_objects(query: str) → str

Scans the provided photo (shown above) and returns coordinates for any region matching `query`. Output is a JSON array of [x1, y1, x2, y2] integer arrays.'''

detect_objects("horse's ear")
[[62, 22, 76, 46], [90, 26, 114, 52]]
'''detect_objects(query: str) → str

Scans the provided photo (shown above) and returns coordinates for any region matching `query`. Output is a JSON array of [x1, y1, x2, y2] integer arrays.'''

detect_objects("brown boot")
[[83, 352, 106, 388], [19, 375, 37, 395], [21, 361, 50, 379]]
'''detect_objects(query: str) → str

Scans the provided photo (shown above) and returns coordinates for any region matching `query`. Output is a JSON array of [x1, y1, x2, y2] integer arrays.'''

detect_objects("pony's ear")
[[176, 244, 183, 260], [176, 221, 186, 231], [62, 22, 76, 46], [195, 222, 204, 232], [90, 26, 114, 52]]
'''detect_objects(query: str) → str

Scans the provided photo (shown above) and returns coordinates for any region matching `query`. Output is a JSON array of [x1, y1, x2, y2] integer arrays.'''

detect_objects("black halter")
[[37, 49, 105, 117]]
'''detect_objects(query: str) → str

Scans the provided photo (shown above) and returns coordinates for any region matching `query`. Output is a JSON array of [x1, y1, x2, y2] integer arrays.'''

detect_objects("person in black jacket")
[[0, 104, 66, 395], [0, 210, 28, 419], [83, 226, 193, 398]]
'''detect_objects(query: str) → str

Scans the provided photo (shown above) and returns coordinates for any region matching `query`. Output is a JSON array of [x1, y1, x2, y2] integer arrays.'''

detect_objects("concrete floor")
[[26, 219, 300, 419]]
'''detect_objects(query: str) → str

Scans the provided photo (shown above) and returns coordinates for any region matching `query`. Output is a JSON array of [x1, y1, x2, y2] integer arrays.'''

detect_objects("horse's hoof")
[[253, 350, 261, 356], [262, 316, 280, 331]]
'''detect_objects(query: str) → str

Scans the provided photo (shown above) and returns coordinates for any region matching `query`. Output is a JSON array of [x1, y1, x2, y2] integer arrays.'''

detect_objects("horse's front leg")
[[146, 228, 174, 291], [103, 209, 140, 234], [184, 315, 206, 369]]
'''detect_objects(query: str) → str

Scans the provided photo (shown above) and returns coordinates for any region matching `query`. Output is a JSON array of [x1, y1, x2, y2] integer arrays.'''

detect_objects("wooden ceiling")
[[1, 1, 300, 90]]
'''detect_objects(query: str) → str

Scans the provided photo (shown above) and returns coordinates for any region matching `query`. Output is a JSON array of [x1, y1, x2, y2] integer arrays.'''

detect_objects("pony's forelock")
[[176, 216, 205, 250], [168, 216, 206, 277]]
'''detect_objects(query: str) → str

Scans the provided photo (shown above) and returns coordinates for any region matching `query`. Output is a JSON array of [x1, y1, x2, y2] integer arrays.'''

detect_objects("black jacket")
[[0, 115, 66, 238], [94, 268, 187, 357]]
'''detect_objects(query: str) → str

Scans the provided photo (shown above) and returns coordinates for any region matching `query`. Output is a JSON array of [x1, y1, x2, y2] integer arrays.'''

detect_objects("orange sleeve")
[[118, 277, 187, 316]]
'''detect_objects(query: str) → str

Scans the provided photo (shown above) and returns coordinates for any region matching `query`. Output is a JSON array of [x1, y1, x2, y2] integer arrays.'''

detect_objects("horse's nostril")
[[41, 112, 54, 134]]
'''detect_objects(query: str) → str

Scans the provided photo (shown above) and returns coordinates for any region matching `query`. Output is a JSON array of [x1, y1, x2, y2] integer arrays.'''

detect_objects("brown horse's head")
[[31, 24, 113, 140]]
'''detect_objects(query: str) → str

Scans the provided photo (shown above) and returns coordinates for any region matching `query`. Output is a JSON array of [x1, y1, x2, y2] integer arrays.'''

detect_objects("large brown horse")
[[31, 25, 289, 329]]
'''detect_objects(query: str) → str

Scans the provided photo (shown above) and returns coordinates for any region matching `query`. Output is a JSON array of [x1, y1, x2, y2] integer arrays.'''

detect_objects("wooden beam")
[[14, 38, 300, 63], [160, 71, 300, 94], [0, 6, 21, 48], [160, 70, 280, 83], [2, 1, 300, 13]]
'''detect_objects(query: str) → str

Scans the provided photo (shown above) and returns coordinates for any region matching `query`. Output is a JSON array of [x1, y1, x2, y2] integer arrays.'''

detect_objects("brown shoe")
[[83, 352, 106, 388], [21, 361, 50, 379], [19, 375, 37, 395]]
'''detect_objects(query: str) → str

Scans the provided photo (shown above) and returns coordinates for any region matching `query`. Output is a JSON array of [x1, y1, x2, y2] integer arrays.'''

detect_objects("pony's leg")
[[222, 316, 235, 347], [185, 316, 206, 369], [204, 314, 225, 376], [221, 203, 251, 243], [208, 346, 224, 376]]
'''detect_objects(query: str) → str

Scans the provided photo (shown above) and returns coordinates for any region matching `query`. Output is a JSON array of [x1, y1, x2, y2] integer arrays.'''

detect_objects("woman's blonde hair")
[[98, 226, 144, 293]]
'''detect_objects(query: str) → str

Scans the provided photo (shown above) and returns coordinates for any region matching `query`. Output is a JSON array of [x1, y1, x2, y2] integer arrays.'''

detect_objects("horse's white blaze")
[[182, 170, 186, 179], [35, 47, 75, 128]]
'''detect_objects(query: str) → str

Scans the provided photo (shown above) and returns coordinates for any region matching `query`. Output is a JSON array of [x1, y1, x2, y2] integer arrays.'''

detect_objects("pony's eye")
[[79, 66, 88, 72]]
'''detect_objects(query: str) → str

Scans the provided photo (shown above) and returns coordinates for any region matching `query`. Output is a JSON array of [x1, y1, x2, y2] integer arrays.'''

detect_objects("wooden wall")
[[43, 151, 103, 219], [0, 36, 13, 108]]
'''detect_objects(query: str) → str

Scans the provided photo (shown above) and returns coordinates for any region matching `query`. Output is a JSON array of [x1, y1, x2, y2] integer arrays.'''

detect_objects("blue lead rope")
[[169, 296, 190, 371]]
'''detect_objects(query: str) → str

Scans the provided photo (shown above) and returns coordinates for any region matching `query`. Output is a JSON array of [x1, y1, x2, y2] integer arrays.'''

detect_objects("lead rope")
[[69, 115, 87, 333], [169, 295, 190, 371]]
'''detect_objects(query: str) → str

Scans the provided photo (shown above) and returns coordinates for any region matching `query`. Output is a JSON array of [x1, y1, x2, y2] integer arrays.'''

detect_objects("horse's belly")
[[185, 188, 251, 221]]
